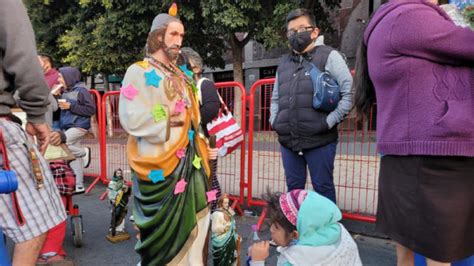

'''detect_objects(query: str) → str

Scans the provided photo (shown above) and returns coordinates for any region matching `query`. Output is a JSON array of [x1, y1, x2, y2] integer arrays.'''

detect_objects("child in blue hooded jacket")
[[55, 67, 96, 193], [250, 189, 361, 266]]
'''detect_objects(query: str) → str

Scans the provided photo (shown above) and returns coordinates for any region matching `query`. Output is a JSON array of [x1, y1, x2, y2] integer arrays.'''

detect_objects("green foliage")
[[27, 0, 226, 75], [57, 3, 155, 74], [26, 0, 340, 77], [258, 1, 298, 49]]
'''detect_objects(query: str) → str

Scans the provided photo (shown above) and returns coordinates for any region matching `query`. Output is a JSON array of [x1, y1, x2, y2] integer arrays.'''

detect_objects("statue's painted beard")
[[163, 44, 180, 62]]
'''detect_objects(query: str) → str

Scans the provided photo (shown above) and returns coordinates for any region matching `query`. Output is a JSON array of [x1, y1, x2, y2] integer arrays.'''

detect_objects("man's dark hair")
[[38, 53, 54, 68], [263, 190, 297, 234], [286, 8, 317, 28]]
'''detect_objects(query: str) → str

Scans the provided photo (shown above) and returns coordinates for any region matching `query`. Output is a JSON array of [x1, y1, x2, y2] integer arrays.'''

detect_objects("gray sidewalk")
[[5, 180, 396, 265]]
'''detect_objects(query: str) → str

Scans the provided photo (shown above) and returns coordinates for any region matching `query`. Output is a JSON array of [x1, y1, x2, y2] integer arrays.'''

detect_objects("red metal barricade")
[[91, 78, 380, 225], [87, 83, 248, 201], [247, 79, 282, 209], [86, 90, 126, 193], [247, 79, 378, 226], [213, 82, 247, 207], [82, 89, 104, 193]]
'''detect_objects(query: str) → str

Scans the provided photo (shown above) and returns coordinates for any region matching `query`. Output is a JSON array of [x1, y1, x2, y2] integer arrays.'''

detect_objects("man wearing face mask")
[[269, 8, 353, 204]]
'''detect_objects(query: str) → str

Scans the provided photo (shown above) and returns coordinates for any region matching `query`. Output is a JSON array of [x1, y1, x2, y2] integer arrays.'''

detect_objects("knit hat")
[[279, 189, 308, 226]]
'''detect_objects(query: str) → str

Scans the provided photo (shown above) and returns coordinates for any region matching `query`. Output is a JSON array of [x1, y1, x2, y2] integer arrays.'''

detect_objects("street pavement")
[[6, 180, 396, 265]]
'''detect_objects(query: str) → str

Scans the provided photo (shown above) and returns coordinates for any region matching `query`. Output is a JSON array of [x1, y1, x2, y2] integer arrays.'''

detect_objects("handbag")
[[206, 94, 243, 157]]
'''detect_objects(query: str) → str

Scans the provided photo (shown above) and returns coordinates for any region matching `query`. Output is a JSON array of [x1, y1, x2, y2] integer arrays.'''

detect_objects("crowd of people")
[[0, 0, 472, 265]]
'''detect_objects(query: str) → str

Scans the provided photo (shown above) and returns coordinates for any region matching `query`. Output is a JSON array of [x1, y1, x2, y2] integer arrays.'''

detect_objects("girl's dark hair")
[[263, 190, 296, 234], [353, 39, 376, 120]]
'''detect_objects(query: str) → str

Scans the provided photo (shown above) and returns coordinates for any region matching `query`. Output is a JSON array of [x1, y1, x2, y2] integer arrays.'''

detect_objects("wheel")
[[71, 216, 84, 247]]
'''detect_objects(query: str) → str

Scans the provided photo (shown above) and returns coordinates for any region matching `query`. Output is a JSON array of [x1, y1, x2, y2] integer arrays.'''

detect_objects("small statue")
[[106, 168, 131, 243], [211, 194, 241, 266]]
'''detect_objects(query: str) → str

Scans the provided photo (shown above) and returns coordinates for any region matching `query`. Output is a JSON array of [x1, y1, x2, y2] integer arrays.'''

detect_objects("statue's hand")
[[208, 147, 218, 160]]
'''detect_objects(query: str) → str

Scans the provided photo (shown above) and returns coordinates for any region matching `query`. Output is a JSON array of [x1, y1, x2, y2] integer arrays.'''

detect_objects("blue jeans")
[[52, 120, 61, 130], [281, 142, 337, 203]]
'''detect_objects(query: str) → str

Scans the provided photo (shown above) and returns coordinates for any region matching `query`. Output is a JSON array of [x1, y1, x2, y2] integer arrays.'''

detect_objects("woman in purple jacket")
[[354, 0, 474, 265]]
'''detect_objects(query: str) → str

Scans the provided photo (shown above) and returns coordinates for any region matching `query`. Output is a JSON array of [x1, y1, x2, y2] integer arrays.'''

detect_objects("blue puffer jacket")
[[58, 67, 96, 130]]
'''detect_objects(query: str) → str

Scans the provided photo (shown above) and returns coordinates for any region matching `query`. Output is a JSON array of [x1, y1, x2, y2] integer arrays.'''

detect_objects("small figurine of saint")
[[211, 194, 241, 266], [106, 168, 131, 243]]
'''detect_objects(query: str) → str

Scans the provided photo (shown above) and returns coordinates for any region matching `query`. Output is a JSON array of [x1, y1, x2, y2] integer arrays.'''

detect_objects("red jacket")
[[44, 68, 60, 89]]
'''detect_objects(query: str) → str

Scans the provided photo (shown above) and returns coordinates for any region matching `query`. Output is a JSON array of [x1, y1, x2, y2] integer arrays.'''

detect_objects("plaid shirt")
[[49, 160, 75, 196]]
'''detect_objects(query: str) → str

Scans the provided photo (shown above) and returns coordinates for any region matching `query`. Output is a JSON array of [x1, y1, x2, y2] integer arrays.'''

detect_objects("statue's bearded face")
[[162, 21, 184, 61], [146, 20, 184, 62]]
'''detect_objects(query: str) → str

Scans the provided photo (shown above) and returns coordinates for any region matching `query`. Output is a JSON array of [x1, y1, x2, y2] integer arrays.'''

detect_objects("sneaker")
[[75, 186, 85, 194], [83, 147, 91, 168], [129, 215, 135, 223]]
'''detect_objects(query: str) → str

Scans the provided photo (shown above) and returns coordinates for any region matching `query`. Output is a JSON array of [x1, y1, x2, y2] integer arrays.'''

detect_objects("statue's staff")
[[209, 135, 217, 186], [203, 134, 217, 264]]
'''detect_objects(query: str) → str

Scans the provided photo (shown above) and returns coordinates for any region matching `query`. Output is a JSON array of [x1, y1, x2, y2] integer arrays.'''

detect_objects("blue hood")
[[297, 191, 342, 247], [59, 67, 81, 89]]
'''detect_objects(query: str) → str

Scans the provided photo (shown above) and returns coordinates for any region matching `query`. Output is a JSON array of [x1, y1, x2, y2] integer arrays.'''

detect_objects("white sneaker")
[[83, 147, 91, 168], [75, 186, 85, 194], [129, 215, 135, 223]]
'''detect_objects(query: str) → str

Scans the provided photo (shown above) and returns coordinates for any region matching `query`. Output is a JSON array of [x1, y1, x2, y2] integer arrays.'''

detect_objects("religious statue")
[[106, 168, 131, 243], [118, 7, 214, 265], [211, 194, 241, 266]]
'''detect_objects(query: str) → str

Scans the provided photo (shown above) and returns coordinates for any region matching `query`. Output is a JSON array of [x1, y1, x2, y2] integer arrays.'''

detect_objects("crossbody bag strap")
[[0, 127, 26, 226], [311, 45, 333, 72]]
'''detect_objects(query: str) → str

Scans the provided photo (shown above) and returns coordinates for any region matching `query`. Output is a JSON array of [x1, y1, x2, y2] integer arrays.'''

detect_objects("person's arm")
[[49, 93, 58, 112], [325, 51, 353, 129], [0, 0, 49, 123], [69, 88, 96, 117], [391, 5, 474, 66], [199, 79, 220, 125], [269, 72, 280, 127], [118, 64, 170, 144], [50, 130, 66, 146]]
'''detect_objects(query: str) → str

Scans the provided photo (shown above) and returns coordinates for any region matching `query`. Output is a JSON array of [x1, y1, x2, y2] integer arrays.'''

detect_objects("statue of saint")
[[211, 194, 241, 266], [106, 168, 131, 242], [118, 11, 214, 265]]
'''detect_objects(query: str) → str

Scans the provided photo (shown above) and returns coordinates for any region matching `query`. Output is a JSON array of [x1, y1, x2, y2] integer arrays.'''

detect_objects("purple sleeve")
[[70, 88, 96, 117], [390, 6, 474, 66]]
